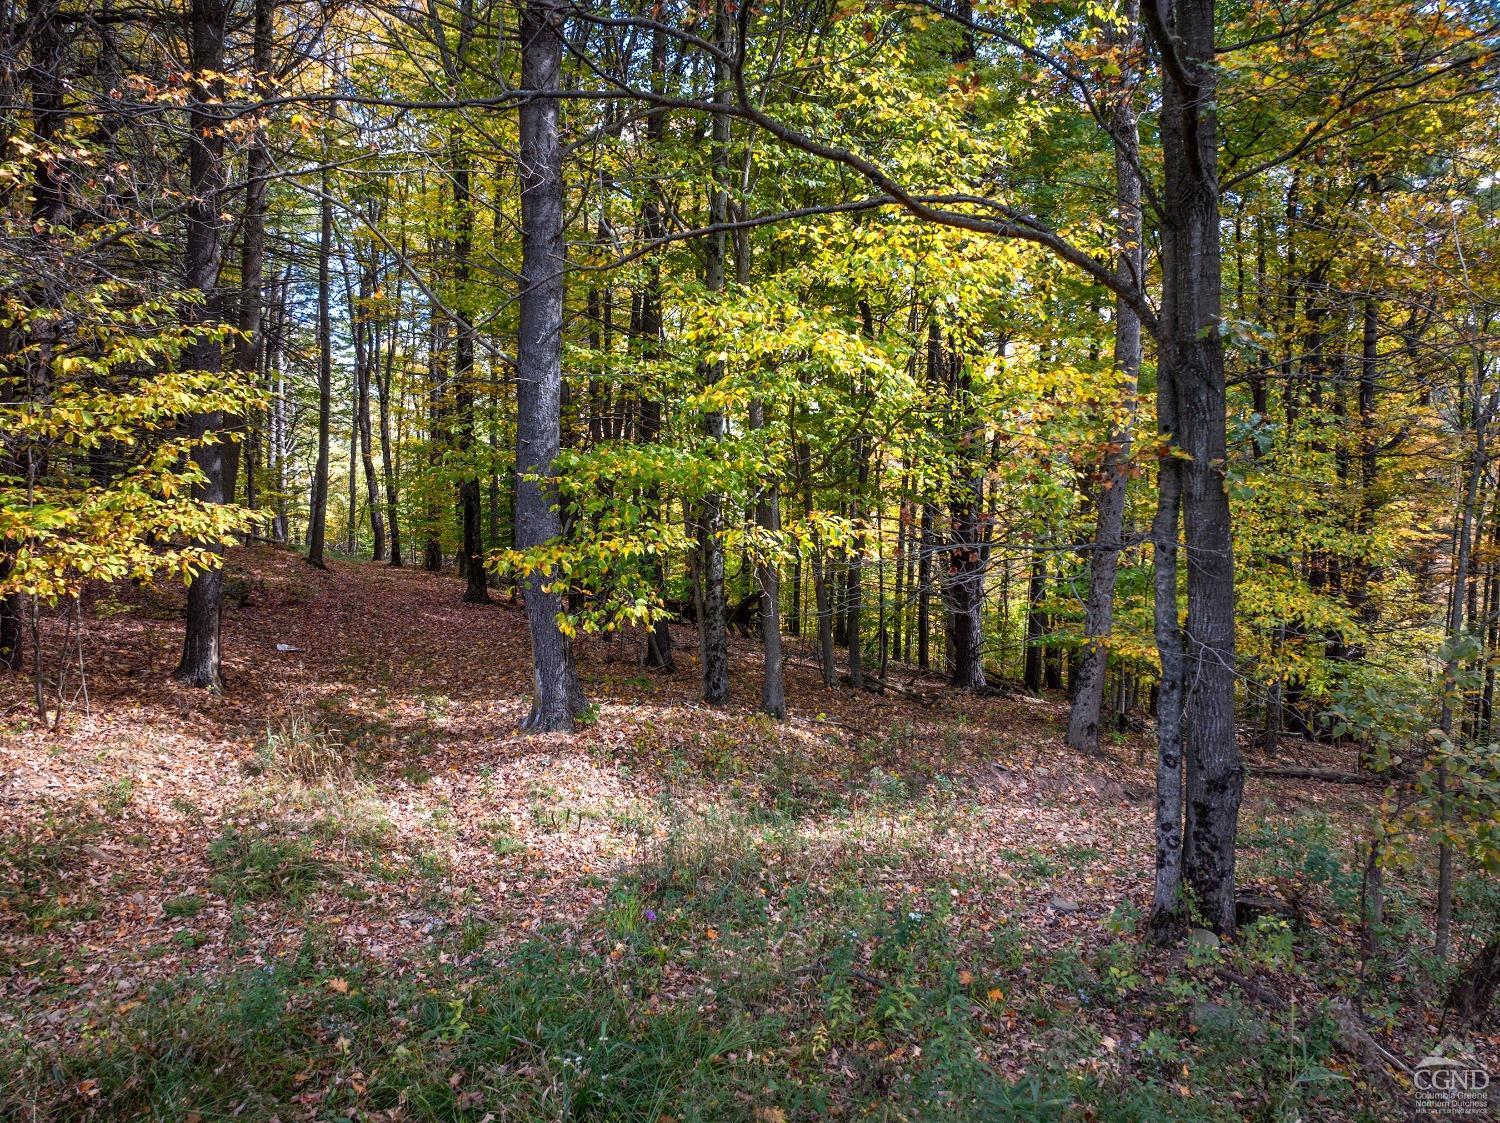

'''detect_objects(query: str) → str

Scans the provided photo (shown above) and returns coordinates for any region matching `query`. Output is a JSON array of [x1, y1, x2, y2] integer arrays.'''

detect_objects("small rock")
[[275, 642, 303, 653], [1049, 894, 1082, 914], [1187, 927, 1220, 951]]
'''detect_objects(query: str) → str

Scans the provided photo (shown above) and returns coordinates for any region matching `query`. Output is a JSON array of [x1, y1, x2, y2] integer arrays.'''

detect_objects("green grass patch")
[[207, 825, 329, 903]]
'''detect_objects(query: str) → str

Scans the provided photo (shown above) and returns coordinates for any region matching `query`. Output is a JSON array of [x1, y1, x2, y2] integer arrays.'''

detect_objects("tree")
[[306, 165, 334, 571], [175, 0, 236, 691], [514, 0, 585, 732]]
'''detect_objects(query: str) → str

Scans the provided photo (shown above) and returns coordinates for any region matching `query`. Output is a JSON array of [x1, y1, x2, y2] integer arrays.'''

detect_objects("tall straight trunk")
[[353, 253, 386, 560], [270, 288, 290, 543], [1068, 2, 1142, 752], [1347, 295, 1380, 645], [175, 0, 232, 690], [452, 140, 490, 603], [516, 0, 584, 731], [1024, 552, 1046, 692], [639, 25, 675, 671], [230, 0, 271, 516], [794, 433, 836, 685], [346, 358, 359, 554], [1146, 0, 1242, 935], [424, 311, 449, 572], [848, 304, 876, 690], [812, 548, 836, 685], [2, 0, 64, 665], [306, 163, 333, 571], [1435, 360, 1488, 958], [892, 483, 908, 663], [379, 256, 404, 565], [736, 214, 783, 715], [694, 2, 731, 705], [917, 501, 933, 669], [947, 478, 987, 690], [787, 556, 801, 636], [753, 401, 785, 716], [1148, 455, 1187, 939], [3, 0, 68, 670]]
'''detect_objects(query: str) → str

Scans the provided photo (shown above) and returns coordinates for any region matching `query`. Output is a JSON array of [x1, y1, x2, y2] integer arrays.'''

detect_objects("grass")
[[163, 893, 205, 919], [245, 710, 356, 781], [1, 795, 1413, 1122], [0, 797, 111, 931], [207, 824, 330, 903]]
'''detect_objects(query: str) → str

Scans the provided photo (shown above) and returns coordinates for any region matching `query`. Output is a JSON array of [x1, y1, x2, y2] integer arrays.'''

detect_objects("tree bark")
[[694, 0, 732, 705], [1147, 0, 1242, 935], [638, 24, 675, 672], [380, 310, 403, 566], [229, 0, 272, 519], [916, 500, 933, 669], [424, 311, 448, 572], [353, 249, 387, 561], [516, 0, 585, 732], [174, 0, 232, 690], [1068, 3, 1142, 752], [1024, 552, 1046, 692], [452, 139, 490, 603], [306, 160, 333, 571], [1148, 454, 1186, 940], [751, 400, 785, 717]]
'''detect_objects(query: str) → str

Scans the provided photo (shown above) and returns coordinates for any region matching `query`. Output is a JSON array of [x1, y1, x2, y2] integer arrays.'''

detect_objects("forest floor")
[[0, 545, 1491, 1121]]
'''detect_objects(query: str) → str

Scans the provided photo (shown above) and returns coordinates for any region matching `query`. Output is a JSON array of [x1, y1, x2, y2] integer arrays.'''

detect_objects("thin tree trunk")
[[694, 1, 731, 705], [1024, 552, 1046, 692], [1068, 4, 1142, 752], [1436, 398, 1486, 959], [736, 206, 783, 715], [917, 500, 933, 670], [452, 139, 490, 603], [379, 280, 403, 565], [306, 161, 333, 571], [639, 24, 675, 672], [516, 0, 584, 732], [354, 253, 386, 560]]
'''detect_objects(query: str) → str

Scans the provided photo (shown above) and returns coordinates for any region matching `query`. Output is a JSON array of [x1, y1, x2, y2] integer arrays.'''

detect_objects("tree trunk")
[[693, 3, 732, 705], [917, 500, 933, 670], [1024, 552, 1046, 692], [947, 481, 987, 690], [229, 0, 272, 518], [1147, 0, 1242, 936], [452, 140, 490, 603], [515, 0, 584, 732], [638, 25, 675, 672], [1148, 455, 1186, 941], [306, 162, 333, 571], [1448, 934, 1500, 1027], [752, 402, 785, 717], [423, 311, 448, 572], [174, 0, 232, 691], [354, 255, 387, 561], [377, 266, 403, 565], [1068, 4, 1142, 752]]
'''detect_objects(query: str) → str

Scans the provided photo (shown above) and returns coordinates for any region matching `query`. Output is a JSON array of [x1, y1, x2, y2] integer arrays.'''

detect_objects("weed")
[[208, 825, 328, 902], [163, 893, 205, 919]]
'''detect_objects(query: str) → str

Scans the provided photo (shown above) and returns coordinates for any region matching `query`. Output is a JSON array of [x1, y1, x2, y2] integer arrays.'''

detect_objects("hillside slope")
[[0, 546, 1467, 1120]]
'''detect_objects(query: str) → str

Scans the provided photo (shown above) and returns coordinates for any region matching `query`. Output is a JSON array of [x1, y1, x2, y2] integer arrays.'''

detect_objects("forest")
[[0, 0, 1498, 1118]]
